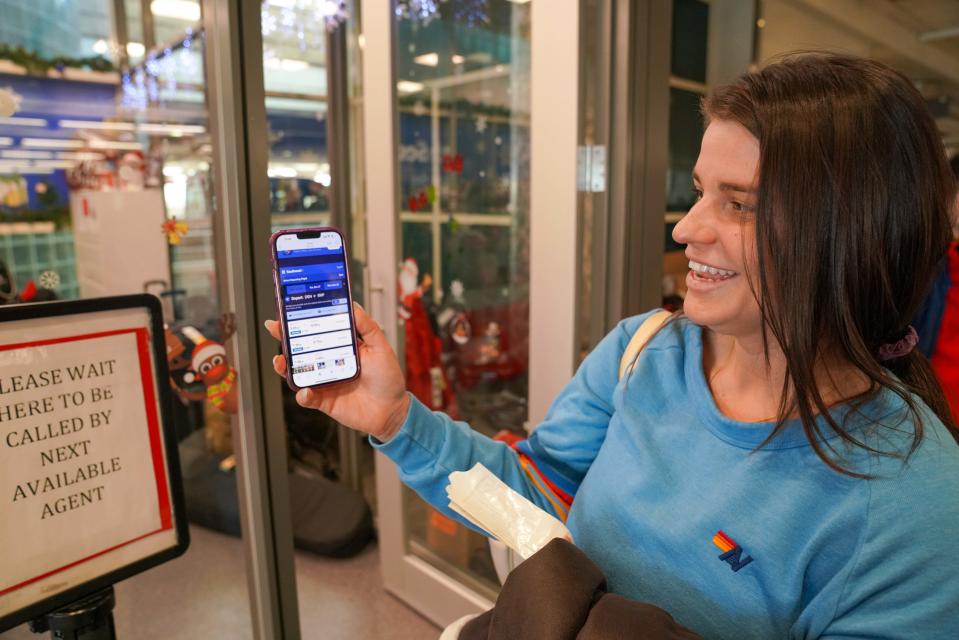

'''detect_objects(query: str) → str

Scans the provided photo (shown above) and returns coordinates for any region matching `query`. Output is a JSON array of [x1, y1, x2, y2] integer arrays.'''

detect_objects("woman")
[[267, 53, 959, 638]]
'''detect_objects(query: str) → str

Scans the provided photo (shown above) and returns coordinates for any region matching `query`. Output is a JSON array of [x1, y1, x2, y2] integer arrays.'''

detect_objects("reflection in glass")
[[394, 0, 531, 595], [0, 0, 252, 634], [261, 0, 332, 229]]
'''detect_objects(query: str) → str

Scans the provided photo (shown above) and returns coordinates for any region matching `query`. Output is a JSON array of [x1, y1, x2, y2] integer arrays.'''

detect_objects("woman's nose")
[[672, 200, 714, 246]]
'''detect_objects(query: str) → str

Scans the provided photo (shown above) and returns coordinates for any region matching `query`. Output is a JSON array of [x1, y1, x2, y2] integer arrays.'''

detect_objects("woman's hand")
[[264, 303, 410, 442]]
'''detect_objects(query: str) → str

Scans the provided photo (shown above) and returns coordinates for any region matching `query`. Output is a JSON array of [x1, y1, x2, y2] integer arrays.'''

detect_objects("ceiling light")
[[507, 0, 531, 4], [138, 123, 206, 135], [89, 140, 143, 150], [414, 52, 439, 67], [264, 57, 310, 72], [397, 80, 425, 95], [2, 150, 53, 159], [57, 152, 104, 161], [267, 166, 298, 178], [451, 54, 465, 64], [0, 117, 48, 127], [150, 0, 201, 22], [127, 42, 146, 58], [59, 120, 136, 131], [0, 164, 53, 175], [93, 39, 109, 55], [22, 138, 84, 149], [34, 160, 77, 169]]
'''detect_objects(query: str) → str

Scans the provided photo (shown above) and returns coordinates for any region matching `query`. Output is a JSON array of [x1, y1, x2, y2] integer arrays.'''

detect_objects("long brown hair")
[[701, 53, 959, 477]]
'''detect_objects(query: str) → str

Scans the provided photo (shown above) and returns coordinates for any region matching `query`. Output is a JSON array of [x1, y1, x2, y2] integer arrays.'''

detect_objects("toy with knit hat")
[[166, 322, 239, 416]]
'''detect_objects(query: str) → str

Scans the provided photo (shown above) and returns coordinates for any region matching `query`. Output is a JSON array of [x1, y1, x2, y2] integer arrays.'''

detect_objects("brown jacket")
[[459, 539, 702, 640]]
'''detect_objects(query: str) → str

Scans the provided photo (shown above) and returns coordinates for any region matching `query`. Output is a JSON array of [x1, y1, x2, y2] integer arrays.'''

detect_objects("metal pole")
[[325, 21, 363, 494], [201, 0, 301, 637]]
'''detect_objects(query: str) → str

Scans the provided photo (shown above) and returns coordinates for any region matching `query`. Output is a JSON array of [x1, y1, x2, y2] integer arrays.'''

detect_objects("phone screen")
[[274, 229, 359, 388]]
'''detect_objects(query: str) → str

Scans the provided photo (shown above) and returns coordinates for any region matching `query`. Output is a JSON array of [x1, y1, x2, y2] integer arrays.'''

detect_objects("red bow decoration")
[[442, 154, 464, 174]]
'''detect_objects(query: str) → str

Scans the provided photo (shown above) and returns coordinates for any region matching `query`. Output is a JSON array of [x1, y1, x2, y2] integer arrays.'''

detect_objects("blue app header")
[[277, 246, 343, 259], [279, 264, 345, 285]]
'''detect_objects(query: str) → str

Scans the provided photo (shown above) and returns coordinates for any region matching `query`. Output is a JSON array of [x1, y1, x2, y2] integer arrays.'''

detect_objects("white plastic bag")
[[446, 463, 571, 560]]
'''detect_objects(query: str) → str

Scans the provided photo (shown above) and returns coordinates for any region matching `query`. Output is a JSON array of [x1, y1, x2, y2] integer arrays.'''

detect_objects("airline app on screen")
[[276, 232, 357, 386]]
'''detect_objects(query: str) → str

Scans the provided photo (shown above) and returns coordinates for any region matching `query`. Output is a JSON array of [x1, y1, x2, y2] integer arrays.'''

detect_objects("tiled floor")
[[1, 526, 441, 640]]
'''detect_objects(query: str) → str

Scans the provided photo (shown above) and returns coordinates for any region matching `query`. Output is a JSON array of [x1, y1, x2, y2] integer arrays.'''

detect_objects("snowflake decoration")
[[319, 0, 350, 31], [261, 0, 349, 36], [395, 0, 489, 26], [395, 0, 441, 24], [39, 271, 60, 290], [475, 115, 488, 133], [452, 0, 489, 26]]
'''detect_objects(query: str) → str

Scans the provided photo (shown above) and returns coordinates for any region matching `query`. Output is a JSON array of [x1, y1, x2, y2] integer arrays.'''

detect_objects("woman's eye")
[[691, 187, 703, 201]]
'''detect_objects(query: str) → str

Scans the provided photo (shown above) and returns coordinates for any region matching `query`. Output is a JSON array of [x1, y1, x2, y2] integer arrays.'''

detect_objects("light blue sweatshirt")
[[373, 311, 959, 638]]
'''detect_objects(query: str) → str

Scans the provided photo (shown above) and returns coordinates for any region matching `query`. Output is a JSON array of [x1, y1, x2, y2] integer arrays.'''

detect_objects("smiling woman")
[[673, 119, 761, 340], [269, 51, 959, 639]]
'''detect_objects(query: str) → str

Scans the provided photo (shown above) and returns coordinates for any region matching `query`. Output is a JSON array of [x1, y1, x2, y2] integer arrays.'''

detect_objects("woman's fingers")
[[352, 303, 387, 348], [264, 319, 282, 341], [272, 354, 286, 376], [295, 387, 323, 410]]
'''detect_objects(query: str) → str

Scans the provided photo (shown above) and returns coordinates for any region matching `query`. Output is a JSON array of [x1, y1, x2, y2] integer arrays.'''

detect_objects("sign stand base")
[[28, 586, 116, 640]]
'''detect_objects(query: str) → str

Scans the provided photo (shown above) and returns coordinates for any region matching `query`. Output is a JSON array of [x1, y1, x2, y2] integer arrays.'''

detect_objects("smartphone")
[[270, 227, 360, 390]]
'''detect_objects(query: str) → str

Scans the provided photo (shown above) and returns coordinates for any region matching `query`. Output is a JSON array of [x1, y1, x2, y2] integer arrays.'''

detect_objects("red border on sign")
[[0, 327, 173, 597]]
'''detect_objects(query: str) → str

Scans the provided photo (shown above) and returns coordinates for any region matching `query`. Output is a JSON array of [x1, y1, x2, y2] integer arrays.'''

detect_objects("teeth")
[[688, 260, 737, 277]]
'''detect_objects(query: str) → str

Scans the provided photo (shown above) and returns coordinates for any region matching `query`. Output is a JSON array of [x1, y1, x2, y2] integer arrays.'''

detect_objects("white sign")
[[0, 307, 177, 620]]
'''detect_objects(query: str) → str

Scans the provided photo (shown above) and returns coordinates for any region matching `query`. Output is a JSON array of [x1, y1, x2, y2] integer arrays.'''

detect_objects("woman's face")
[[672, 119, 762, 339]]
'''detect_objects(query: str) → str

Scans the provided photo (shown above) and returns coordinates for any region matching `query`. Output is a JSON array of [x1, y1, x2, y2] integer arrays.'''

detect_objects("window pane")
[[671, 0, 709, 82], [394, 0, 531, 597]]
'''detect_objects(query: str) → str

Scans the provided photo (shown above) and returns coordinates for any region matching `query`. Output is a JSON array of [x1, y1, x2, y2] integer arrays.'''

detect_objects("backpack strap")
[[618, 310, 672, 380]]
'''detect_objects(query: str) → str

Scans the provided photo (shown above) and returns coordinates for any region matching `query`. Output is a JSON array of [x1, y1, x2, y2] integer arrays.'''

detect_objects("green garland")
[[0, 44, 114, 75]]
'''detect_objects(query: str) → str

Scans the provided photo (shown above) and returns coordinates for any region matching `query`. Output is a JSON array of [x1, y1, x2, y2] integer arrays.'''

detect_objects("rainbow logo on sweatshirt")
[[713, 530, 754, 572]]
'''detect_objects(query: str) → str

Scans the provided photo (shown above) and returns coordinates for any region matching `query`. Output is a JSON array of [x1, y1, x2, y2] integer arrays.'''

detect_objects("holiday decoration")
[[168, 324, 240, 415], [118, 151, 146, 189], [0, 44, 114, 76], [162, 219, 190, 245], [442, 153, 464, 174], [122, 28, 201, 110], [407, 184, 437, 212], [38, 270, 60, 290], [475, 115, 488, 133], [394, 0, 489, 26], [18, 280, 36, 302], [398, 257, 458, 415]]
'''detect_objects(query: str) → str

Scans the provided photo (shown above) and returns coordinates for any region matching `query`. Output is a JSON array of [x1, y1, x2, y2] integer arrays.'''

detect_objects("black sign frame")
[[0, 294, 189, 631]]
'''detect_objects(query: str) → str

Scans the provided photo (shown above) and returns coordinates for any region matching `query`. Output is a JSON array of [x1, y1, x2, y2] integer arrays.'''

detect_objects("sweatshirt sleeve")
[[371, 312, 651, 529], [818, 434, 959, 639]]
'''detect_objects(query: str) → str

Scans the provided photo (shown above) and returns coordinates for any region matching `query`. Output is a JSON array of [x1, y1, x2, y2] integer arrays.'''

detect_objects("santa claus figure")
[[399, 258, 457, 416]]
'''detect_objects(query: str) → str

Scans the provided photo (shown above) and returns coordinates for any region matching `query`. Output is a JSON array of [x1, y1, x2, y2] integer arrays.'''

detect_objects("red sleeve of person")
[[915, 155, 959, 421]]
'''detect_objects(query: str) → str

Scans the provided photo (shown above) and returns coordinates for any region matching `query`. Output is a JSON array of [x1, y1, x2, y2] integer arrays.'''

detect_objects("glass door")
[[362, 0, 584, 626], [0, 0, 259, 636]]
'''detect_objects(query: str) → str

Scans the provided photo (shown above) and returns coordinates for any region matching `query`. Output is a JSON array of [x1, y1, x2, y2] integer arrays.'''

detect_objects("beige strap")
[[618, 310, 672, 380]]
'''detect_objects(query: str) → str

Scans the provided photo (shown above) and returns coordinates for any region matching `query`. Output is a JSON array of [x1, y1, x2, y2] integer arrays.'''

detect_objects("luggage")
[[178, 430, 373, 557]]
